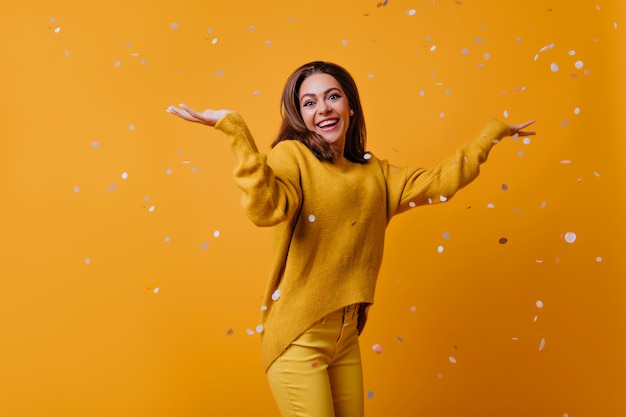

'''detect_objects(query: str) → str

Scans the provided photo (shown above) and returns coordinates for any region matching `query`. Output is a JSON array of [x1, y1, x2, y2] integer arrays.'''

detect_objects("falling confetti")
[[536, 300, 544, 308], [226, 328, 234, 336], [372, 344, 383, 354], [308, 214, 316, 222], [449, 356, 457, 364], [437, 245, 444, 254], [499, 237, 508, 245], [564, 232, 577, 243], [539, 337, 546, 351], [255, 324, 264, 333], [271, 289, 281, 301], [153, 287, 160, 294], [311, 359, 319, 368], [367, 390, 374, 399]]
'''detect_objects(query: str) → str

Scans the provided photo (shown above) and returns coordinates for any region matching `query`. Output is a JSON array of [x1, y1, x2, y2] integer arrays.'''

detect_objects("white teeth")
[[318, 119, 338, 128]]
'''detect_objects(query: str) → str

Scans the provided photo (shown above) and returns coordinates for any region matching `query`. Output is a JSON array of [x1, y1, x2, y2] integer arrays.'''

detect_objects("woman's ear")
[[350, 109, 354, 116]]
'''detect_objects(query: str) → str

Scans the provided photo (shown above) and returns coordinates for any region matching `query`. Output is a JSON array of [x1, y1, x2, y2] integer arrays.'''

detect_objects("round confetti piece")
[[443, 232, 450, 239], [272, 289, 281, 301], [501, 184, 509, 191], [498, 237, 508, 245], [261, 305, 268, 311], [408, 201, 416, 208], [564, 232, 577, 243], [148, 205, 156, 212], [121, 172, 128, 180], [372, 344, 383, 354], [437, 245, 444, 254], [574, 60, 584, 69], [367, 391, 374, 399], [213, 230, 220, 238], [226, 328, 234, 336], [536, 300, 544, 308], [409, 306, 417, 312], [255, 324, 264, 333], [596, 256, 603, 263], [108, 184, 117, 192], [449, 356, 457, 364], [363, 153, 372, 160], [574, 107, 581, 115], [550, 62, 559, 72], [406, 9, 416, 16], [523, 137, 531, 145], [308, 214, 316, 222], [246, 329, 255, 335], [200, 242, 209, 250], [487, 203, 495, 209], [91, 141, 99, 148], [311, 359, 319, 368], [84, 258, 91, 265], [153, 287, 160, 294], [164, 236, 171, 243], [171, 22, 179, 30], [74, 186, 80, 193], [439, 195, 447, 202], [166, 168, 173, 175]]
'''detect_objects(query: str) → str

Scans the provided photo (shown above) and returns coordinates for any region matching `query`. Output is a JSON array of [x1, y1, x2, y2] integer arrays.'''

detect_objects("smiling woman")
[[273, 62, 369, 163], [298, 74, 353, 153], [167, 60, 534, 417]]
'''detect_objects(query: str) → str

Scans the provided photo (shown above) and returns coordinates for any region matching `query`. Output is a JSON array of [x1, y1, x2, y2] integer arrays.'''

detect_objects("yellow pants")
[[266, 304, 364, 417]]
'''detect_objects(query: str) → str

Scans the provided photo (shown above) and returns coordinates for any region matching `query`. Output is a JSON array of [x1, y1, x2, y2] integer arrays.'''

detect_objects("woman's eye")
[[328, 94, 340, 100], [303, 100, 314, 107]]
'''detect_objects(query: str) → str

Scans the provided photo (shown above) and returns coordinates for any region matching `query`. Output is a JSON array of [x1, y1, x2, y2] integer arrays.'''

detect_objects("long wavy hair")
[[272, 61, 368, 163]]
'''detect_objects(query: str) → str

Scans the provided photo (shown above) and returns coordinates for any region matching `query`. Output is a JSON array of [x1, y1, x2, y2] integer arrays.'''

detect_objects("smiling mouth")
[[317, 119, 339, 128]]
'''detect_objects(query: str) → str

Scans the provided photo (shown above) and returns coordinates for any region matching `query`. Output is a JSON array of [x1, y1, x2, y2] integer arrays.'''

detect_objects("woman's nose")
[[318, 102, 331, 114]]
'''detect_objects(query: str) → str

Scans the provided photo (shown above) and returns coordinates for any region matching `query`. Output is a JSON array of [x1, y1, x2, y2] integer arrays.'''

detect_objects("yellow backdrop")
[[2, 0, 625, 416]]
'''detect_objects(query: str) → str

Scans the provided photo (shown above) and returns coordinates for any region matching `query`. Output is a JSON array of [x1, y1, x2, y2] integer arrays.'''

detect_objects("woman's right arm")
[[167, 104, 302, 227]]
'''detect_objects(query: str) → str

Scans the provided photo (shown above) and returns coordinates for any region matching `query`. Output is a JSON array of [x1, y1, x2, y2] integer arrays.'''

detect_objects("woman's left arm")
[[387, 119, 535, 216]]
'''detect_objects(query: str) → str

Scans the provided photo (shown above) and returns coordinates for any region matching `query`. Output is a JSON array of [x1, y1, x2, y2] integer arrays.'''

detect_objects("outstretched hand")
[[508, 120, 536, 137], [166, 104, 231, 127]]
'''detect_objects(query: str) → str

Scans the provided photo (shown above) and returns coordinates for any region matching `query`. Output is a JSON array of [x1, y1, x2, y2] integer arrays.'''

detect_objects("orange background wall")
[[2, 1, 625, 416]]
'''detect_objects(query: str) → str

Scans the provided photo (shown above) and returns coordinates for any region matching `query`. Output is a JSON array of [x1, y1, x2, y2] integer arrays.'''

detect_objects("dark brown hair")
[[272, 61, 368, 163]]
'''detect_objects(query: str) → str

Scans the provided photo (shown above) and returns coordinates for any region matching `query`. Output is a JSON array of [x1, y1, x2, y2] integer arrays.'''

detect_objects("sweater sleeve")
[[214, 112, 302, 227], [385, 119, 510, 217]]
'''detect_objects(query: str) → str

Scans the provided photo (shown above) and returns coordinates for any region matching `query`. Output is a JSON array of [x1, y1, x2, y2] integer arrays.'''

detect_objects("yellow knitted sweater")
[[214, 112, 510, 371]]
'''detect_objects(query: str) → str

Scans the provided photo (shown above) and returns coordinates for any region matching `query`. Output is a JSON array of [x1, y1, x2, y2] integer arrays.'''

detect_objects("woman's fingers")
[[509, 120, 537, 137]]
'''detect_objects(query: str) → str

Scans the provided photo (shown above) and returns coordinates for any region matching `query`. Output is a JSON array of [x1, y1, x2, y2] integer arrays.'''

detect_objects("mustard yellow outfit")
[[214, 112, 510, 372]]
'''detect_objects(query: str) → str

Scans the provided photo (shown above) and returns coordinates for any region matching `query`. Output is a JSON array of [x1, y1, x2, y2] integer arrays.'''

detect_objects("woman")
[[167, 61, 535, 417]]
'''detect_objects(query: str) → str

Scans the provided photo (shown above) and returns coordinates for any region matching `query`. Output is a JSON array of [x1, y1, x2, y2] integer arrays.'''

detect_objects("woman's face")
[[298, 73, 353, 153]]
